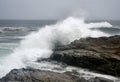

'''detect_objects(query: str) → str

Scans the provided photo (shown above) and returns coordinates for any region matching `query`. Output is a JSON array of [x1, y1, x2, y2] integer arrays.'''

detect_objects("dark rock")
[[0, 68, 115, 82], [0, 68, 80, 82], [51, 35, 120, 77]]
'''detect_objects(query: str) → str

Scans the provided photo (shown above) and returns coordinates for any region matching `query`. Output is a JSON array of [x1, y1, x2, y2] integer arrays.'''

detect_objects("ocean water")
[[0, 20, 56, 57], [0, 17, 120, 80]]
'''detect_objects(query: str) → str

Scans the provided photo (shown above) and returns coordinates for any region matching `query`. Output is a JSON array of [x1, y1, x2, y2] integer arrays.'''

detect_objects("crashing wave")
[[0, 16, 114, 78]]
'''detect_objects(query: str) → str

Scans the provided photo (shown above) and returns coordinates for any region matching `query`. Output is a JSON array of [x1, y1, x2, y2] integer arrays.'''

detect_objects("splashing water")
[[0, 17, 112, 77]]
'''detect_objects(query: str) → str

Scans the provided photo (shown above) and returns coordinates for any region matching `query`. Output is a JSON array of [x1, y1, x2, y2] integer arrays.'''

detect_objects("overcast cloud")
[[0, 0, 120, 20]]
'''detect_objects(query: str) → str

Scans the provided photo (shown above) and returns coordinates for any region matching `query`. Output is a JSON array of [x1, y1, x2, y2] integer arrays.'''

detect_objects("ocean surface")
[[0, 20, 56, 57], [0, 18, 120, 80], [0, 20, 120, 57]]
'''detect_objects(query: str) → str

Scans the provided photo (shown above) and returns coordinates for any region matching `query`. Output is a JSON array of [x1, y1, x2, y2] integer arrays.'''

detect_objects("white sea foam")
[[87, 22, 112, 28], [0, 17, 113, 78]]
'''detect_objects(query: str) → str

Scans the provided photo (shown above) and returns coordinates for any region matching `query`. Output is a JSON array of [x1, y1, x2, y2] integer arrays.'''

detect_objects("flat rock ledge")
[[0, 68, 115, 82]]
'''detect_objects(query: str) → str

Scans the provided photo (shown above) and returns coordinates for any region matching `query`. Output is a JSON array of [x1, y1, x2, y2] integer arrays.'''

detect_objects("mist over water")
[[0, 16, 115, 78]]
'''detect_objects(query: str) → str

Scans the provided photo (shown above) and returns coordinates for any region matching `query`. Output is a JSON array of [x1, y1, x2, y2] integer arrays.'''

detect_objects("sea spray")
[[0, 17, 112, 78]]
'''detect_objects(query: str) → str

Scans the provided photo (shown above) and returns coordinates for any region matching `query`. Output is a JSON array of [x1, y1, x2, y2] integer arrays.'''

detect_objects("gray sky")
[[0, 0, 120, 20]]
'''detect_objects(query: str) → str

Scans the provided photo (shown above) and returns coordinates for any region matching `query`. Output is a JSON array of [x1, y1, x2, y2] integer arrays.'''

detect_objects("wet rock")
[[51, 35, 120, 77], [0, 68, 80, 82], [0, 68, 114, 82]]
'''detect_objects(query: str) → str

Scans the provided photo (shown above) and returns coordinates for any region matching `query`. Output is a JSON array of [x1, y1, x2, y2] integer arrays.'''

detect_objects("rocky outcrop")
[[0, 68, 79, 82], [0, 68, 115, 82], [51, 35, 120, 77]]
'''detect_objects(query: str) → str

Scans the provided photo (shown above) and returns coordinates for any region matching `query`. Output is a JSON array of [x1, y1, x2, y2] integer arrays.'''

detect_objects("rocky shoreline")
[[51, 35, 120, 77], [0, 35, 120, 82]]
